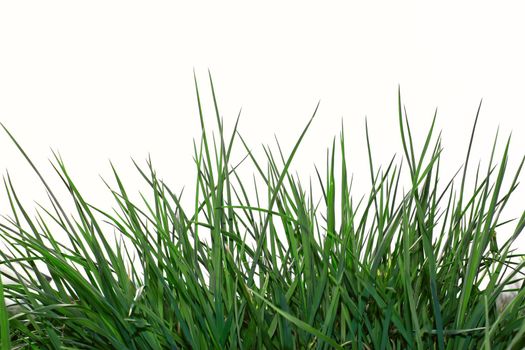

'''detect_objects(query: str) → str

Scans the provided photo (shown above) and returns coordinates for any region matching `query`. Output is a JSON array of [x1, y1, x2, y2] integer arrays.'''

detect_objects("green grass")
[[1, 73, 525, 349]]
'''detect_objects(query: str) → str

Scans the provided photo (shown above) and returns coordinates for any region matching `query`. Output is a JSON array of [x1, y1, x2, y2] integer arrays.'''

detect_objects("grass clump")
[[1, 74, 525, 349]]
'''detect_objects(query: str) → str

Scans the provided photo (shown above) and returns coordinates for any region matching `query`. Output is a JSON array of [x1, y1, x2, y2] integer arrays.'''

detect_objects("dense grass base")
[[1, 75, 525, 349]]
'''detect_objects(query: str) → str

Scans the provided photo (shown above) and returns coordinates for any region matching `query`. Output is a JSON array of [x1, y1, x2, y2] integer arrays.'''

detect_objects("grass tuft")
[[1, 78, 524, 349]]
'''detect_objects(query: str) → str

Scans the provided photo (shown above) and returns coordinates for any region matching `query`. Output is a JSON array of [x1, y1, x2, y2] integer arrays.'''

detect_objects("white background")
[[0, 2, 524, 248]]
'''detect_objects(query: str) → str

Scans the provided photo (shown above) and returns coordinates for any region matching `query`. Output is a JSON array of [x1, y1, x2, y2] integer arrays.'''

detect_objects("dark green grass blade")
[[0, 277, 10, 350]]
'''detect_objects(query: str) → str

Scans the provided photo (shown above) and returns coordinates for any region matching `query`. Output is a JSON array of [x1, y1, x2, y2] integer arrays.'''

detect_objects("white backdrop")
[[0, 2, 524, 249]]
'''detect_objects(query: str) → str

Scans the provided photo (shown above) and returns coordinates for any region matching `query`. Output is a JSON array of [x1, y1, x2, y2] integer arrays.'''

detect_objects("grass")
[[1, 73, 525, 349]]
